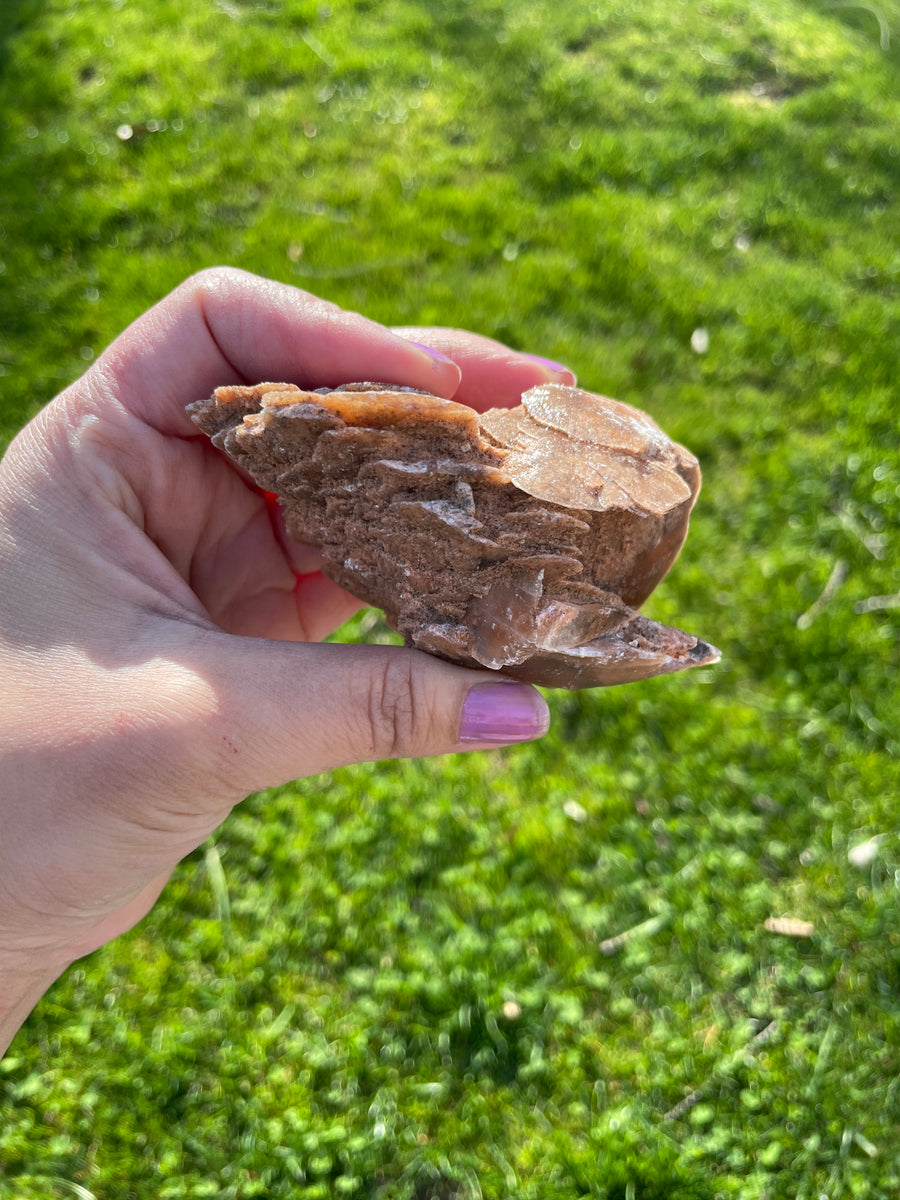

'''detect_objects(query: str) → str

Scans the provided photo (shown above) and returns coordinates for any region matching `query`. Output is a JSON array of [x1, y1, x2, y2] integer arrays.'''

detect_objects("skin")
[[0, 268, 575, 1054]]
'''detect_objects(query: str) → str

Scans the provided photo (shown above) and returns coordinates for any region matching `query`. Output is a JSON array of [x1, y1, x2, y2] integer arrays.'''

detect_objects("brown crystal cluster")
[[188, 381, 719, 688]]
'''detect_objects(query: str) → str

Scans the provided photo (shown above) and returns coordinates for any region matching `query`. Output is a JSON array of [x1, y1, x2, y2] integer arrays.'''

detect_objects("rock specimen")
[[188, 381, 719, 688]]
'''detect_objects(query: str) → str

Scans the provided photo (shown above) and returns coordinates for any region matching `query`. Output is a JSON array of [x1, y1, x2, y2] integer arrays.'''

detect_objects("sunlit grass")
[[1, 0, 899, 1197]]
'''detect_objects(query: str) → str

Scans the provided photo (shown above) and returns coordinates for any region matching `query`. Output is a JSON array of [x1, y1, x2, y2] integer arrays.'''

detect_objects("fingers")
[[90, 267, 463, 437], [293, 571, 366, 643], [188, 631, 550, 795], [393, 326, 577, 411], [78, 268, 577, 443]]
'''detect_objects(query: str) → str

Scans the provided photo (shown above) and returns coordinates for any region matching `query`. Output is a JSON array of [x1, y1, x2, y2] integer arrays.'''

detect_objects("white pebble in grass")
[[848, 836, 883, 869], [690, 327, 710, 354], [563, 799, 588, 823]]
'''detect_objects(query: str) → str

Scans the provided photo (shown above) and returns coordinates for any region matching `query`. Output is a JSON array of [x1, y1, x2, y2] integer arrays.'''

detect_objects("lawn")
[[1, 0, 899, 1196]]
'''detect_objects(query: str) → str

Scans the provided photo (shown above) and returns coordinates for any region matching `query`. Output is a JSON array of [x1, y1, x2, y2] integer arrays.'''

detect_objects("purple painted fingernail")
[[523, 354, 577, 381], [459, 682, 551, 744], [409, 341, 457, 366]]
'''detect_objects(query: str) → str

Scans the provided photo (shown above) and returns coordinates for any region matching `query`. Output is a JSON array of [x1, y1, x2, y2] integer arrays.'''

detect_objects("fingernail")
[[409, 341, 457, 367], [523, 354, 577, 382], [459, 682, 550, 744]]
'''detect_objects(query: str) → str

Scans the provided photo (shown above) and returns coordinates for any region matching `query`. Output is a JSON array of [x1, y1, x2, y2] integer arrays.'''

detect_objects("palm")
[[141, 431, 353, 643]]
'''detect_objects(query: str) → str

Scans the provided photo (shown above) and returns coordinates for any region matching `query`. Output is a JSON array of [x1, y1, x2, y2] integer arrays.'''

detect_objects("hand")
[[0, 267, 574, 1051]]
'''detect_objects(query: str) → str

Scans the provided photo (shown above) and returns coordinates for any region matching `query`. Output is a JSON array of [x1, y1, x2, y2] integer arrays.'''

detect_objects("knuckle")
[[363, 654, 437, 761]]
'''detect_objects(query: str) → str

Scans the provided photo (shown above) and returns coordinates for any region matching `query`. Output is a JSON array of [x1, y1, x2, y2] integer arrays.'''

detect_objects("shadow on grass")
[[0, 0, 44, 47]]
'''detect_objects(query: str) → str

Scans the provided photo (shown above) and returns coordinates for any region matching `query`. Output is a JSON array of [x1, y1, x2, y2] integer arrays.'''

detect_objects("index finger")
[[85, 267, 464, 436], [393, 326, 577, 411]]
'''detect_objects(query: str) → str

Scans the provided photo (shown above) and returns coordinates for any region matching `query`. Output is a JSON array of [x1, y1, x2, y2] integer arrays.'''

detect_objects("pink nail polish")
[[409, 341, 457, 367], [459, 682, 550, 744], [523, 354, 577, 382]]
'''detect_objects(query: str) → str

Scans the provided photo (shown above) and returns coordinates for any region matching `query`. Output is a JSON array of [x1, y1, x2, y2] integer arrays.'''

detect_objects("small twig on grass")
[[764, 915, 815, 938], [599, 910, 674, 956], [663, 1019, 779, 1122], [796, 559, 848, 629], [599, 859, 698, 954], [854, 592, 900, 613]]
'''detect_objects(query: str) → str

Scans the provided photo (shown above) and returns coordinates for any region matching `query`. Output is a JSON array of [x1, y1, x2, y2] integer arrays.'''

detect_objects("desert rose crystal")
[[188, 382, 719, 688]]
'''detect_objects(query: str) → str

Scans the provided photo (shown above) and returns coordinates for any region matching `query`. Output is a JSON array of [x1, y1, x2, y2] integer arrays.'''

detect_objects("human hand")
[[0, 268, 574, 1050]]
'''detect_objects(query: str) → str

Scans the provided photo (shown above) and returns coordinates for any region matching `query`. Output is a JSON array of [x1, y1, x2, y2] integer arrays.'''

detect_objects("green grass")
[[1, 0, 899, 1196]]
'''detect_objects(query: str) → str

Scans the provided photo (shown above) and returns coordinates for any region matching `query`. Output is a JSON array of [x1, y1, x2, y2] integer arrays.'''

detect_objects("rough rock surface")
[[188, 381, 719, 687]]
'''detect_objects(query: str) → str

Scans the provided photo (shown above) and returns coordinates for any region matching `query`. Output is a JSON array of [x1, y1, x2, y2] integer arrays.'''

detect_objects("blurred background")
[[1, 1, 899, 1197]]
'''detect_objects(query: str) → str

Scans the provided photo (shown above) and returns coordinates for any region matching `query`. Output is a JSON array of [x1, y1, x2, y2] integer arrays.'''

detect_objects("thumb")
[[189, 631, 551, 796]]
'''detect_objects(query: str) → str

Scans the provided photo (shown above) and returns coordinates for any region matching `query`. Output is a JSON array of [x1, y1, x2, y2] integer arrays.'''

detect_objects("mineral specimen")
[[188, 381, 719, 688]]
